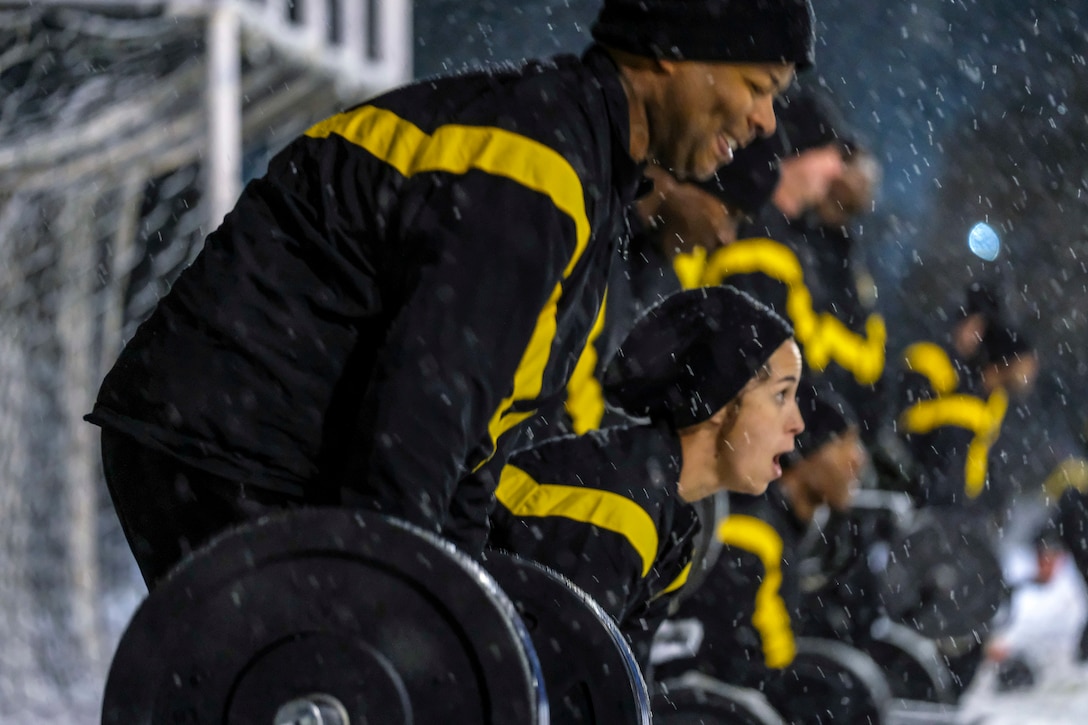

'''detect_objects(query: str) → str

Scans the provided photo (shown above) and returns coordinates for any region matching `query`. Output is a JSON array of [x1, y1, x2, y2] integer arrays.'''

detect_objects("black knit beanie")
[[696, 131, 783, 216], [602, 285, 794, 428], [591, 0, 816, 70]]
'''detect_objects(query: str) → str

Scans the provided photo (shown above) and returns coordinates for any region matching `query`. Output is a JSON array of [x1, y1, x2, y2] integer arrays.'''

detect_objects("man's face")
[[802, 427, 866, 511], [651, 60, 795, 182]]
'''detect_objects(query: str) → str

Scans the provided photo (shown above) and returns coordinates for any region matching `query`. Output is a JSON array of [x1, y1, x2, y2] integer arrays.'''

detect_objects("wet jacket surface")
[[561, 230, 684, 436], [894, 340, 1007, 507], [448, 230, 675, 552], [87, 47, 645, 534], [654, 483, 805, 689], [488, 423, 700, 642]]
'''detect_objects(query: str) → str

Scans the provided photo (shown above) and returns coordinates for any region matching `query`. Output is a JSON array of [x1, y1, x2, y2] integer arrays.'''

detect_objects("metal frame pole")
[[206, 2, 242, 233]]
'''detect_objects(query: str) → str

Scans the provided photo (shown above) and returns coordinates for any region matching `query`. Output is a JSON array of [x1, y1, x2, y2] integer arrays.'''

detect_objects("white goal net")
[[0, 3, 407, 719]]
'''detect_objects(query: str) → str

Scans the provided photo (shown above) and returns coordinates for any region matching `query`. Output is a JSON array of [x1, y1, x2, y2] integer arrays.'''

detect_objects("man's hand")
[[634, 165, 740, 260]]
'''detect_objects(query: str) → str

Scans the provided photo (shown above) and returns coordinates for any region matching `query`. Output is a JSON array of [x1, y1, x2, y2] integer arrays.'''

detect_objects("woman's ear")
[[709, 397, 741, 431]]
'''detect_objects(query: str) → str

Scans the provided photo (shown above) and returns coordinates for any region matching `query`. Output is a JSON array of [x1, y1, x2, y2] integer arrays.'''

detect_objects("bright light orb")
[[968, 222, 1000, 261]]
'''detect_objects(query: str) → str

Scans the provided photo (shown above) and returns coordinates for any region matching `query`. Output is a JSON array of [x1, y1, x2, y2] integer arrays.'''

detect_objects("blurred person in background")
[[896, 310, 1038, 512], [892, 282, 1002, 446], [893, 311, 1039, 697], [1038, 421, 1088, 662], [974, 324, 1040, 517], [84, 0, 816, 586], [982, 520, 1079, 693]]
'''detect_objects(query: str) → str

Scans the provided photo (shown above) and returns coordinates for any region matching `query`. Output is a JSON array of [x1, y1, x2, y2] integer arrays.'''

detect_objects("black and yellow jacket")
[[559, 198, 888, 443], [675, 211, 887, 443], [894, 341, 1008, 506], [653, 484, 805, 689], [87, 46, 645, 535], [451, 225, 676, 552], [541, 226, 682, 436], [488, 422, 700, 662]]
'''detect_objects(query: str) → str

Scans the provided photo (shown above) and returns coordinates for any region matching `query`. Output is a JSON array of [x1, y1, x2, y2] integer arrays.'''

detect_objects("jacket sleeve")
[[658, 511, 798, 689], [893, 367, 935, 494], [337, 151, 598, 534], [1056, 487, 1088, 582], [488, 460, 659, 621], [715, 516, 797, 677], [621, 557, 694, 671], [905, 425, 974, 505]]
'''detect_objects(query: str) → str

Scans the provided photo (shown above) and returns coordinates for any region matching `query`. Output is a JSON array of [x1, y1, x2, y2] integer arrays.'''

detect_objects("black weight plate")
[[652, 672, 785, 725], [103, 508, 547, 725], [774, 637, 891, 725], [862, 619, 957, 704], [482, 550, 650, 725], [879, 508, 1009, 638]]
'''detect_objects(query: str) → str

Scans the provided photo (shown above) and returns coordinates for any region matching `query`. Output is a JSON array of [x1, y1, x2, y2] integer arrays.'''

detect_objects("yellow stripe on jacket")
[[899, 388, 1009, 498], [564, 294, 610, 434], [496, 464, 659, 577], [306, 106, 593, 467], [901, 342, 959, 396], [716, 514, 796, 669], [675, 238, 886, 385]]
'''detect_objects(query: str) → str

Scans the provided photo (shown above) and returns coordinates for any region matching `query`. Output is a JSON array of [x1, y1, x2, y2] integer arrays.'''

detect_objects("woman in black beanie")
[[488, 285, 804, 665]]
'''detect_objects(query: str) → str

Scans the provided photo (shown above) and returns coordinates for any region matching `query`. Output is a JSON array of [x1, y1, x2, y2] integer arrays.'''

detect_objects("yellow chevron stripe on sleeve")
[[716, 514, 796, 668], [902, 342, 959, 396], [673, 238, 885, 385], [307, 106, 593, 465], [899, 388, 1009, 498], [564, 294, 609, 434], [496, 464, 659, 577], [659, 561, 693, 596]]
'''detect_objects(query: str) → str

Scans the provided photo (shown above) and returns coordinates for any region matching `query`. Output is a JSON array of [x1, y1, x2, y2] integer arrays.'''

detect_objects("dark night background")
[[412, 0, 1088, 511]]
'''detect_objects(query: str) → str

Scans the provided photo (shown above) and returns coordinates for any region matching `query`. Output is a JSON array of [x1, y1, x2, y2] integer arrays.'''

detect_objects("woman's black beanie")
[[602, 285, 794, 428]]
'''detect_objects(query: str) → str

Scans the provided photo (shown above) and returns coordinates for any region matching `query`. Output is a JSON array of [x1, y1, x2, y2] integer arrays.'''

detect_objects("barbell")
[[102, 508, 650, 724]]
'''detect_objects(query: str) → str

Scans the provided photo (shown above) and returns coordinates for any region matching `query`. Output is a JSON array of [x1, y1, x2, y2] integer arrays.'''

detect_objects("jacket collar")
[[583, 44, 650, 205]]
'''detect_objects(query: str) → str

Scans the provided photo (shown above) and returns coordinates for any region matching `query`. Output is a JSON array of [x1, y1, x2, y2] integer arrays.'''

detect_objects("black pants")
[[100, 428, 307, 590]]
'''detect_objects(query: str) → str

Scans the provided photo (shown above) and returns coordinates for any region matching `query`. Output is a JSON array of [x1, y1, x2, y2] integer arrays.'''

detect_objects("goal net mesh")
[[0, 5, 343, 719]]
